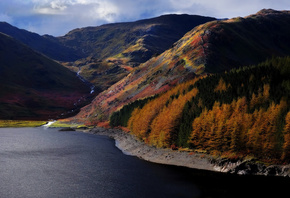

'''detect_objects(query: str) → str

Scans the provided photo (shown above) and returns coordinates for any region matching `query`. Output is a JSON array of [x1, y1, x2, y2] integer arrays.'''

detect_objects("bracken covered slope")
[[71, 9, 290, 124], [170, 9, 290, 73], [0, 33, 90, 120]]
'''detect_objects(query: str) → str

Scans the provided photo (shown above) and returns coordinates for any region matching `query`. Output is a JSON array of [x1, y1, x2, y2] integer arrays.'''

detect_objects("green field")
[[0, 120, 47, 128]]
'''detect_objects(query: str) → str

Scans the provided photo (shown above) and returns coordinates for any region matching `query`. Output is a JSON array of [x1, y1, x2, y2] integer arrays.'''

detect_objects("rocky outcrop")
[[228, 161, 290, 176]]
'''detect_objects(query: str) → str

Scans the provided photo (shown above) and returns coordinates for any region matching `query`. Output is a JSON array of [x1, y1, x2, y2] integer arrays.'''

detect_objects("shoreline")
[[83, 127, 290, 177]]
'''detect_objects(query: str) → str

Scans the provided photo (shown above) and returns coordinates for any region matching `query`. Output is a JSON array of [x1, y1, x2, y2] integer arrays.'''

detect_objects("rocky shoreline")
[[83, 127, 290, 177]]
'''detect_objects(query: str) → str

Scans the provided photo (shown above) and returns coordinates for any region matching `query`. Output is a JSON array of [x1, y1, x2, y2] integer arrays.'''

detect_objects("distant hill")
[[0, 33, 90, 120], [71, 9, 290, 123], [0, 22, 81, 61]]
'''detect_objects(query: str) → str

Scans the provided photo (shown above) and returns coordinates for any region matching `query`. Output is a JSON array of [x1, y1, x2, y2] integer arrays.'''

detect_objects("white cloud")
[[0, 13, 14, 24], [23, 0, 120, 35], [0, 0, 289, 36]]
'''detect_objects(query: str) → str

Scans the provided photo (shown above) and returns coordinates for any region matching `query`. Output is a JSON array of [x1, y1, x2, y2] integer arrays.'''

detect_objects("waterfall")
[[76, 67, 95, 94]]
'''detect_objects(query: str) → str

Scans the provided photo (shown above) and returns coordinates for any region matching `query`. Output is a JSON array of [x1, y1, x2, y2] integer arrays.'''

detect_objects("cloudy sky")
[[0, 0, 289, 36]]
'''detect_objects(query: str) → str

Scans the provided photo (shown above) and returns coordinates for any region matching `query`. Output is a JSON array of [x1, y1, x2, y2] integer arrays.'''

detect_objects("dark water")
[[0, 127, 289, 198]]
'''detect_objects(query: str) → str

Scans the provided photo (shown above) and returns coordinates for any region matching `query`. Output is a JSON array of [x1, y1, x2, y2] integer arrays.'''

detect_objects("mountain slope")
[[60, 14, 216, 93], [71, 9, 290, 124], [0, 22, 81, 61], [159, 9, 290, 74], [0, 33, 90, 120]]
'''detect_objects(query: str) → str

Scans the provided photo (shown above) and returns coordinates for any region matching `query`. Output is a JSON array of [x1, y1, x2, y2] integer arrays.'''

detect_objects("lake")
[[0, 127, 289, 198]]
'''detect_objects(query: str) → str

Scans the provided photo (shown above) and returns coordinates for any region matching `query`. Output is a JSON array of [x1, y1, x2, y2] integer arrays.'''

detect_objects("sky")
[[0, 0, 289, 36]]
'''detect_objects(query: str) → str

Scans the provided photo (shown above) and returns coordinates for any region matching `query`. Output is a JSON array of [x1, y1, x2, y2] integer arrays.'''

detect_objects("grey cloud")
[[0, 0, 289, 36]]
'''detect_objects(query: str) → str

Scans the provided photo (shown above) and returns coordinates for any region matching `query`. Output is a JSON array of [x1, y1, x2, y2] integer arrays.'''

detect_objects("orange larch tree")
[[282, 111, 290, 161], [148, 88, 198, 148]]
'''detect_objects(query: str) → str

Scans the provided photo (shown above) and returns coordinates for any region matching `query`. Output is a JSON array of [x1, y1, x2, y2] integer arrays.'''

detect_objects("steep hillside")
[[0, 33, 90, 120], [71, 9, 290, 124], [72, 52, 197, 123], [155, 9, 290, 74], [0, 22, 81, 61], [111, 56, 290, 163]]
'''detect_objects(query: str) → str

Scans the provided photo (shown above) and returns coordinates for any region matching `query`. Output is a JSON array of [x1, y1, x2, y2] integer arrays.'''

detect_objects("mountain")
[[0, 33, 90, 120], [57, 14, 216, 64], [0, 22, 81, 61], [1, 15, 216, 91], [71, 9, 290, 124], [58, 14, 216, 91]]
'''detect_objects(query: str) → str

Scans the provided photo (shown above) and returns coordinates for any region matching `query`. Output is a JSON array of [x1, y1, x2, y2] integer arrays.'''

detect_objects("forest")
[[110, 56, 290, 162]]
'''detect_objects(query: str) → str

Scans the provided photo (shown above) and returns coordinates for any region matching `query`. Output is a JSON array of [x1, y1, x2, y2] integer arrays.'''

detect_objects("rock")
[[59, 127, 76, 131], [264, 166, 282, 176], [230, 161, 266, 175], [76, 126, 88, 130], [281, 166, 290, 177]]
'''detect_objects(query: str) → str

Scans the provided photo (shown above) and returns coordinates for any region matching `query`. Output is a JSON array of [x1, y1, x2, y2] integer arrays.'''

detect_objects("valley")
[[1, 9, 290, 173]]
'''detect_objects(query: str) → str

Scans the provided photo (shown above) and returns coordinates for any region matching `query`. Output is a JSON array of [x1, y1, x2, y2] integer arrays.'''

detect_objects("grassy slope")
[[0, 120, 47, 128], [0, 33, 90, 120]]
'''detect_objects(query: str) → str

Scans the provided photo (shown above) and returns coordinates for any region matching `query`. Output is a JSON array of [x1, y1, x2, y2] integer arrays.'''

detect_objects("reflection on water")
[[42, 121, 56, 129]]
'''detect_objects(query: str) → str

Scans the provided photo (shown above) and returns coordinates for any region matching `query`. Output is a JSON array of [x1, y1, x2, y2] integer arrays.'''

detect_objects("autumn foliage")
[[127, 79, 199, 146], [110, 56, 290, 162], [189, 98, 288, 159]]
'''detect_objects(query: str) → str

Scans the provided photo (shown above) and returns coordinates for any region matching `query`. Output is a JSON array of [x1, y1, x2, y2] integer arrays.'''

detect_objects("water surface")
[[0, 127, 289, 198]]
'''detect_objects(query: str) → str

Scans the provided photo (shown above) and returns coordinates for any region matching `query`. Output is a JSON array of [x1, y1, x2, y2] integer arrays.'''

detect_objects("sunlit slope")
[[60, 14, 216, 91], [73, 9, 290, 124], [163, 9, 290, 74]]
